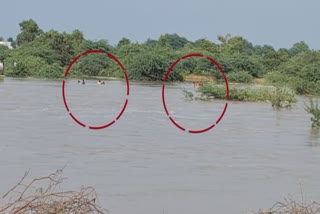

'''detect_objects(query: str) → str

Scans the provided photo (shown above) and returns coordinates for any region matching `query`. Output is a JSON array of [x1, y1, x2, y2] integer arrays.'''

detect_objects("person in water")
[[97, 80, 105, 85], [82, 79, 85, 84], [193, 81, 202, 89]]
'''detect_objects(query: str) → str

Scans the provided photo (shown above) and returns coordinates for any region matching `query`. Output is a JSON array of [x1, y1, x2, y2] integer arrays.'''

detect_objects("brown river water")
[[0, 78, 319, 214]]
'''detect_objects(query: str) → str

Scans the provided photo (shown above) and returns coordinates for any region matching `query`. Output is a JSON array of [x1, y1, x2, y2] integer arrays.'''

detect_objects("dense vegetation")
[[0, 19, 319, 95]]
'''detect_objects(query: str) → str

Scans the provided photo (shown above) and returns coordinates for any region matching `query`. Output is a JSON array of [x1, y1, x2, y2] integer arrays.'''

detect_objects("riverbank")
[[0, 75, 122, 82], [183, 74, 215, 82]]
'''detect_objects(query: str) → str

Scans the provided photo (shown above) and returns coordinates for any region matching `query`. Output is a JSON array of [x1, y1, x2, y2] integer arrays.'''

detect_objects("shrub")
[[227, 71, 254, 83], [5, 55, 47, 77], [36, 63, 64, 78], [128, 50, 183, 81], [305, 98, 320, 128], [269, 87, 296, 109], [181, 88, 194, 101], [265, 71, 320, 95], [98, 68, 124, 79], [75, 53, 110, 76]]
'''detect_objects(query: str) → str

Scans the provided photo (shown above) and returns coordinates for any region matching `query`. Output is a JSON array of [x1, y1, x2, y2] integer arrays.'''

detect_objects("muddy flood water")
[[0, 78, 319, 214]]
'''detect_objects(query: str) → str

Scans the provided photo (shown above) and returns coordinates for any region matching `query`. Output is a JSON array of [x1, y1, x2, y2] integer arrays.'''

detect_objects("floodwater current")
[[0, 78, 319, 214]]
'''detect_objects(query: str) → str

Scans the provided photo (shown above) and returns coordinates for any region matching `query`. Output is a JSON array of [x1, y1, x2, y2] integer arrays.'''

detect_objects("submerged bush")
[[269, 87, 296, 109], [197, 83, 297, 108], [181, 88, 194, 101], [305, 98, 320, 128]]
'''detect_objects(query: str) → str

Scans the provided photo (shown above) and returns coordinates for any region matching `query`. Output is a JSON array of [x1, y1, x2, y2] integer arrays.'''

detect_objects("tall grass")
[[269, 87, 296, 109], [304, 98, 320, 128]]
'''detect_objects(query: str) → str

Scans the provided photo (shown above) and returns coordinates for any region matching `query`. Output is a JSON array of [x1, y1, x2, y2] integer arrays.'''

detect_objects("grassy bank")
[[67, 74, 123, 81], [183, 73, 215, 82]]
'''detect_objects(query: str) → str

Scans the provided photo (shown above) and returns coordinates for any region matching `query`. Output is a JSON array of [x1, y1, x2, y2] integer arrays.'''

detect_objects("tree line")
[[0, 19, 319, 94]]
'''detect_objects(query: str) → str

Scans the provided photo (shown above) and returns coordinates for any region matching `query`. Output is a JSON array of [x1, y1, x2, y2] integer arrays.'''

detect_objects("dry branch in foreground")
[[0, 169, 108, 214], [256, 198, 320, 214]]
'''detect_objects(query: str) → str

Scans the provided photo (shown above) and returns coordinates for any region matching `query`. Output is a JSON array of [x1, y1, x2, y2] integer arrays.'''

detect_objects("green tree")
[[279, 51, 320, 82], [70, 29, 85, 51], [41, 30, 74, 66], [288, 41, 309, 57], [217, 33, 232, 45], [267, 50, 320, 94], [70, 40, 113, 76], [16, 19, 43, 46], [194, 38, 219, 53], [144, 38, 157, 48], [74, 53, 111, 76], [7, 37, 17, 48], [76, 39, 112, 53], [117, 37, 131, 48], [254, 45, 287, 72], [116, 42, 146, 66], [6, 55, 47, 77], [157, 35, 171, 49], [218, 35, 254, 55], [157, 34, 190, 50], [226, 54, 264, 77], [0, 45, 10, 61], [128, 49, 183, 81]]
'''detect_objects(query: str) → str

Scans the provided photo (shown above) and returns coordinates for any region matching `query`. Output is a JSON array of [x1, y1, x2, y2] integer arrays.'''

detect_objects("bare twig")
[[0, 169, 108, 214], [256, 197, 320, 214]]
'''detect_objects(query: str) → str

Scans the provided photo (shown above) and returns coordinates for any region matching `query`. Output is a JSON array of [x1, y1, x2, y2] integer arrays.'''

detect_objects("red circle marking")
[[162, 53, 229, 134], [62, 49, 129, 129]]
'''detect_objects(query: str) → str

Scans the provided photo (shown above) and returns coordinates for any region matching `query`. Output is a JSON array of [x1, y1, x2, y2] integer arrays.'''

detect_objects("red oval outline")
[[162, 53, 229, 134], [62, 49, 129, 129]]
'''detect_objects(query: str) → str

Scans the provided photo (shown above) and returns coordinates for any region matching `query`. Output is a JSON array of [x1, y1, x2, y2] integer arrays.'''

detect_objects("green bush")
[[75, 53, 110, 76], [227, 71, 254, 83], [98, 68, 124, 79], [128, 50, 183, 81], [5, 55, 47, 77], [36, 63, 64, 78], [265, 71, 320, 95], [0, 45, 10, 61]]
